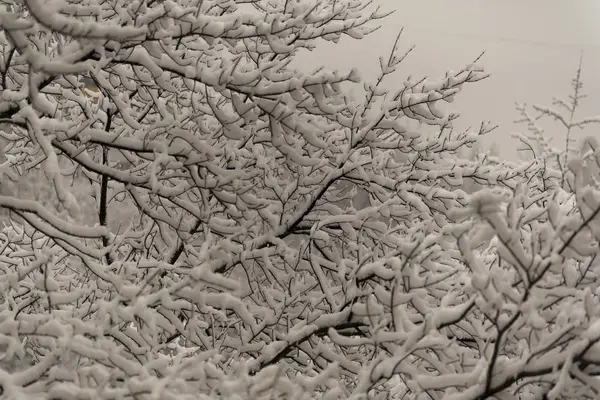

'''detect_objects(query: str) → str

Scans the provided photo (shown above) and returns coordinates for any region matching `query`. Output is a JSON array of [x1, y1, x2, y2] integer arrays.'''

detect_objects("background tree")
[[3, 0, 598, 399], [513, 55, 600, 178]]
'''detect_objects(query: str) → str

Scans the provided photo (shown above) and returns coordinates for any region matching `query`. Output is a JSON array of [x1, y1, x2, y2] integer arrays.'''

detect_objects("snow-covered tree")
[[4, 0, 600, 399], [450, 62, 600, 400], [513, 55, 600, 175]]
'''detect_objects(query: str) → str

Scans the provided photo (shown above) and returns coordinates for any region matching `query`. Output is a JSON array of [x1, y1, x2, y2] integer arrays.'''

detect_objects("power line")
[[400, 24, 599, 51]]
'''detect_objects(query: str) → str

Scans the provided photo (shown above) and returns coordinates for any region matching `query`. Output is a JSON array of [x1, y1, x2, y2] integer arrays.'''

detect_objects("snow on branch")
[[24, 0, 146, 41], [2, 0, 598, 399]]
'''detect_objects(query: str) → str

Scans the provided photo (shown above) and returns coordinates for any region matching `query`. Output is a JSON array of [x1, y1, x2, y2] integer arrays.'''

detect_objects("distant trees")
[[2, 0, 600, 399]]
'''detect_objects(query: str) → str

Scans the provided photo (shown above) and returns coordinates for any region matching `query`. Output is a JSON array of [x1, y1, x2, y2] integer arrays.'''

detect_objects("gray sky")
[[301, 0, 600, 160]]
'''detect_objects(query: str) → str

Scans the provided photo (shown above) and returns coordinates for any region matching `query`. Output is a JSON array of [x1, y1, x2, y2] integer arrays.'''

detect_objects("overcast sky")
[[301, 0, 600, 160]]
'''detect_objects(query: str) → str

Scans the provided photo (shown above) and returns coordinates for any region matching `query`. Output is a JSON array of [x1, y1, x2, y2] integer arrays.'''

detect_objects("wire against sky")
[[400, 24, 595, 52]]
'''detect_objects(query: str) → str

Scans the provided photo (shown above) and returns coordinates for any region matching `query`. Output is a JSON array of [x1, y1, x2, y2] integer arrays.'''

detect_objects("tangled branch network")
[[0, 0, 600, 399]]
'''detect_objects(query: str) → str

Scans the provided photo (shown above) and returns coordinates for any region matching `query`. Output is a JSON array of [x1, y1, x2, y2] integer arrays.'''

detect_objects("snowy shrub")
[[2, 0, 600, 399]]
